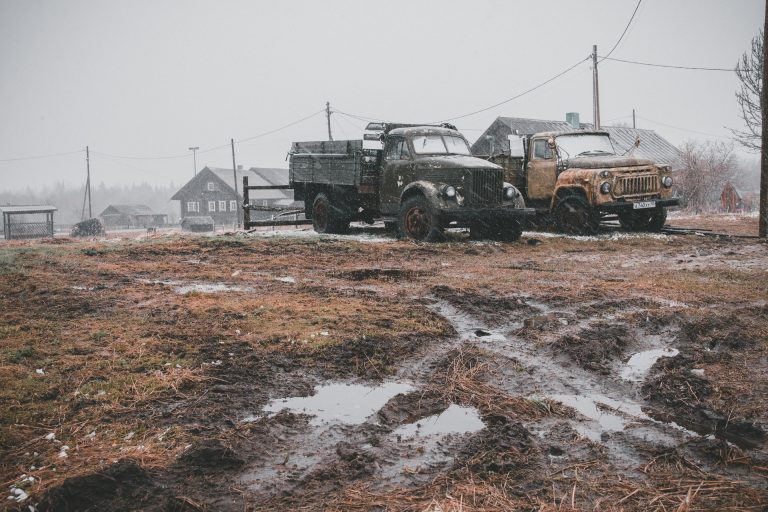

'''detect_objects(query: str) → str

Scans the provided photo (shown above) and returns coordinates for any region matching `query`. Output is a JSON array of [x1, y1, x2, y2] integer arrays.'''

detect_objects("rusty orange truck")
[[478, 129, 679, 234]]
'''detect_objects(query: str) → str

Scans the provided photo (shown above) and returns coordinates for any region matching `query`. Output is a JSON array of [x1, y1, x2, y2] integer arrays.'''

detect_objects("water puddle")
[[547, 393, 649, 442], [393, 404, 484, 438], [257, 382, 413, 426], [620, 348, 679, 382]]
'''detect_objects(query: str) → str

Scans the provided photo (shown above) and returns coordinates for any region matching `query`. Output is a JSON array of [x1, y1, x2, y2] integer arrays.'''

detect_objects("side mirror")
[[634, 135, 641, 148], [547, 137, 556, 149]]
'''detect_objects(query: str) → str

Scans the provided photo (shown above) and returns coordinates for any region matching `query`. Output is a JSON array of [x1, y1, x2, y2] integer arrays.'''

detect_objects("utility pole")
[[86, 146, 92, 219], [231, 138, 240, 229], [592, 45, 601, 130], [760, 0, 767, 237], [632, 109, 636, 129], [189, 146, 199, 176], [326, 101, 333, 141]]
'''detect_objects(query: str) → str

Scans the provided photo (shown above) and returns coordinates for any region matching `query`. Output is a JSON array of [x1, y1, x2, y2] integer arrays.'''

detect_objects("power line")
[[438, 56, 591, 122], [0, 149, 84, 163], [636, 115, 731, 139], [600, 56, 735, 72], [91, 108, 326, 161], [601, 0, 642, 61]]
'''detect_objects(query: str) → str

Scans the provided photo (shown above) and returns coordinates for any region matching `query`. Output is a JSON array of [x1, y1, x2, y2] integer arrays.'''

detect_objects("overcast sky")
[[0, 0, 763, 192]]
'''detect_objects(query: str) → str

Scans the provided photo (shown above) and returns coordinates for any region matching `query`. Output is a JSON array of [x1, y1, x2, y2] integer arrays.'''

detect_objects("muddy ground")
[[1, 213, 766, 511]]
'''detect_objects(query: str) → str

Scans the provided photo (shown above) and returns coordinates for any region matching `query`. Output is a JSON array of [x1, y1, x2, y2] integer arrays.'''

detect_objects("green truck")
[[285, 123, 534, 241]]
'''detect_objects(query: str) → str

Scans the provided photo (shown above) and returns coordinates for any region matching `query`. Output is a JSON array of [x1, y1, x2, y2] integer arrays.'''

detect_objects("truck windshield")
[[411, 135, 471, 155], [556, 134, 615, 157]]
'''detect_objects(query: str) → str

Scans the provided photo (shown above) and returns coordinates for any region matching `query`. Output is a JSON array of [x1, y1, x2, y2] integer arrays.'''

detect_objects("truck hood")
[[414, 155, 501, 171], [565, 155, 654, 169]]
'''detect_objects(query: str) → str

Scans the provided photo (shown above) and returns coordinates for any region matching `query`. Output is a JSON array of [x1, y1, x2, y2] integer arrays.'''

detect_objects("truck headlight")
[[600, 181, 612, 194], [662, 176, 673, 188], [442, 185, 457, 198], [504, 186, 517, 200]]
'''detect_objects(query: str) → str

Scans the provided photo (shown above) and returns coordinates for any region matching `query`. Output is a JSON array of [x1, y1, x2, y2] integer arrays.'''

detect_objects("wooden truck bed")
[[289, 140, 363, 187]]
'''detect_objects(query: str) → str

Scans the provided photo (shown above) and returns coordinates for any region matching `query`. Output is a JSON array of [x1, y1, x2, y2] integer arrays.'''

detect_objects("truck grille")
[[616, 174, 659, 197], [466, 170, 502, 206]]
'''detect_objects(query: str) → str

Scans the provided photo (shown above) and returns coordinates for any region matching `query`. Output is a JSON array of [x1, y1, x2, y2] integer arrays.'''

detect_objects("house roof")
[[171, 166, 292, 201], [0, 205, 57, 214], [471, 116, 683, 168], [99, 204, 155, 217]]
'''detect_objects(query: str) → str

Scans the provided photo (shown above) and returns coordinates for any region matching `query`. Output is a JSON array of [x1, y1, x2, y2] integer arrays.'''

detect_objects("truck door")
[[379, 137, 412, 215], [526, 138, 557, 200]]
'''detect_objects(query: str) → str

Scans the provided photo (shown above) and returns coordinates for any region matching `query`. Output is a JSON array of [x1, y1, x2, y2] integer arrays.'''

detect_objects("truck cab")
[[495, 130, 678, 234]]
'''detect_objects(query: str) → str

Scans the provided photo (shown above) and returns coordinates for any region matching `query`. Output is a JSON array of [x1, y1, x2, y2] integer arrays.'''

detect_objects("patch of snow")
[[523, 231, 669, 242], [35, 369, 44, 375], [44, 433, 55, 441], [275, 276, 296, 283]]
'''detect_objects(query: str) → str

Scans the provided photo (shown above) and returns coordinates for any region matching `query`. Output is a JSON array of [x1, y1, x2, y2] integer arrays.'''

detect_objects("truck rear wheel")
[[554, 196, 599, 235], [399, 196, 443, 242], [312, 192, 349, 234]]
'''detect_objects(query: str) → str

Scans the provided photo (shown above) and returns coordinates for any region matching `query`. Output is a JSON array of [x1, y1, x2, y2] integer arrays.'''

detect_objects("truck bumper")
[[438, 206, 536, 225], [599, 198, 680, 213]]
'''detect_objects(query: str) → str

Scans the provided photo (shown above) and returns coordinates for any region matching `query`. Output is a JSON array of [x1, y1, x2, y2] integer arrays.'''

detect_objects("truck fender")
[[503, 182, 526, 209], [400, 181, 443, 207], [551, 185, 589, 211]]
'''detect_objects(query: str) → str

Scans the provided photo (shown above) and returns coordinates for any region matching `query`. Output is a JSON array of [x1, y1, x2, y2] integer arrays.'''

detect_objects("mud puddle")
[[620, 347, 679, 382], [393, 404, 484, 438], [256, 381, 414, 426], [426, 297, 697, 466]]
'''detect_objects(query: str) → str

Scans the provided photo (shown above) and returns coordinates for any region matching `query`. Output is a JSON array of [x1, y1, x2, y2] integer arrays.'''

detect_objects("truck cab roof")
[[387, 126, 464, 138]]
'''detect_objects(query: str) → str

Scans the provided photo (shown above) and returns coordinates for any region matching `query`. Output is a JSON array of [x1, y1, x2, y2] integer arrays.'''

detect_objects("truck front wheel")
[[399, 196, 443, 242], [312, 192, 349, 234], [554, 197, 599, 235]]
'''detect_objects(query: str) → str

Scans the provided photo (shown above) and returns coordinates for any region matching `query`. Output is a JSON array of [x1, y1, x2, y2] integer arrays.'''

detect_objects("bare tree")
[[731, 30, 763, 152], [677, 140, 737, 212]]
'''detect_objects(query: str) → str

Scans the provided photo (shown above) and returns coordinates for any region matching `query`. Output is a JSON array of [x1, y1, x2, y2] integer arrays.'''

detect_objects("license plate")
[[633, 201, 656, 210]]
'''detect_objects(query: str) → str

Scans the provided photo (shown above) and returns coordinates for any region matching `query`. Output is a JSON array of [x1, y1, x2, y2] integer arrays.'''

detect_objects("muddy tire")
[[619, 207, 667, 232], [554, 196, 599, 235], [311, 193, 349, 234], [398, 196, 443, 242]]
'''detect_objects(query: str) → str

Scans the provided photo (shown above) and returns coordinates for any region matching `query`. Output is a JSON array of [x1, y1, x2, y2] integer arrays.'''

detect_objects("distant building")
[[171, 166, 296, 227], [471, 114, 683, 169], [98, 204, 168, 230], [721, 182, 758, 212], [1, 205, 57, 240]]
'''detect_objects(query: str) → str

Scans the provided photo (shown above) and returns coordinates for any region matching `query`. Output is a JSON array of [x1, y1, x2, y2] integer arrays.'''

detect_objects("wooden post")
[[243, 176, 250, 229], [231, 138, 240, 229]]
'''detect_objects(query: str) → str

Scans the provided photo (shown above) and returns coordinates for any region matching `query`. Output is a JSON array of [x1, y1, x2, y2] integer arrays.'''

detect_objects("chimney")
[[237, 164, 244, 171], [566, 112, 580, 129]]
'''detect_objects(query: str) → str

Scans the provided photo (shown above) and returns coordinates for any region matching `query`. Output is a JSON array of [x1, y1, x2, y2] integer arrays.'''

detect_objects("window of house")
[[187, 202, 199, 213], [263, 200, 268, 207], [230, 200, 237, 211], [207, 182, 215, 191], [208, 201, 216, 212], [219, 200, 226, 211]]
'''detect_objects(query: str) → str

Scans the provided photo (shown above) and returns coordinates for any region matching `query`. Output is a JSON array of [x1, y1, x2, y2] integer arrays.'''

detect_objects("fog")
[[0, 0, 763, 194]]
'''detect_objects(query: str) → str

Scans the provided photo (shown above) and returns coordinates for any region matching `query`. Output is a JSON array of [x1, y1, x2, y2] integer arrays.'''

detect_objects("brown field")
[[1, 215, 766, 511]]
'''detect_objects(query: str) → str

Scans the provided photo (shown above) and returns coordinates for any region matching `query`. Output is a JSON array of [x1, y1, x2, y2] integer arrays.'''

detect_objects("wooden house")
[[171, 166, 295, 227]]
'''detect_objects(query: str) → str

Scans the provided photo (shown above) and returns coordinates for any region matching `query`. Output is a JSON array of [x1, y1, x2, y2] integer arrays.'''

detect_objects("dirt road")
[[1, 216, 766, 511]]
